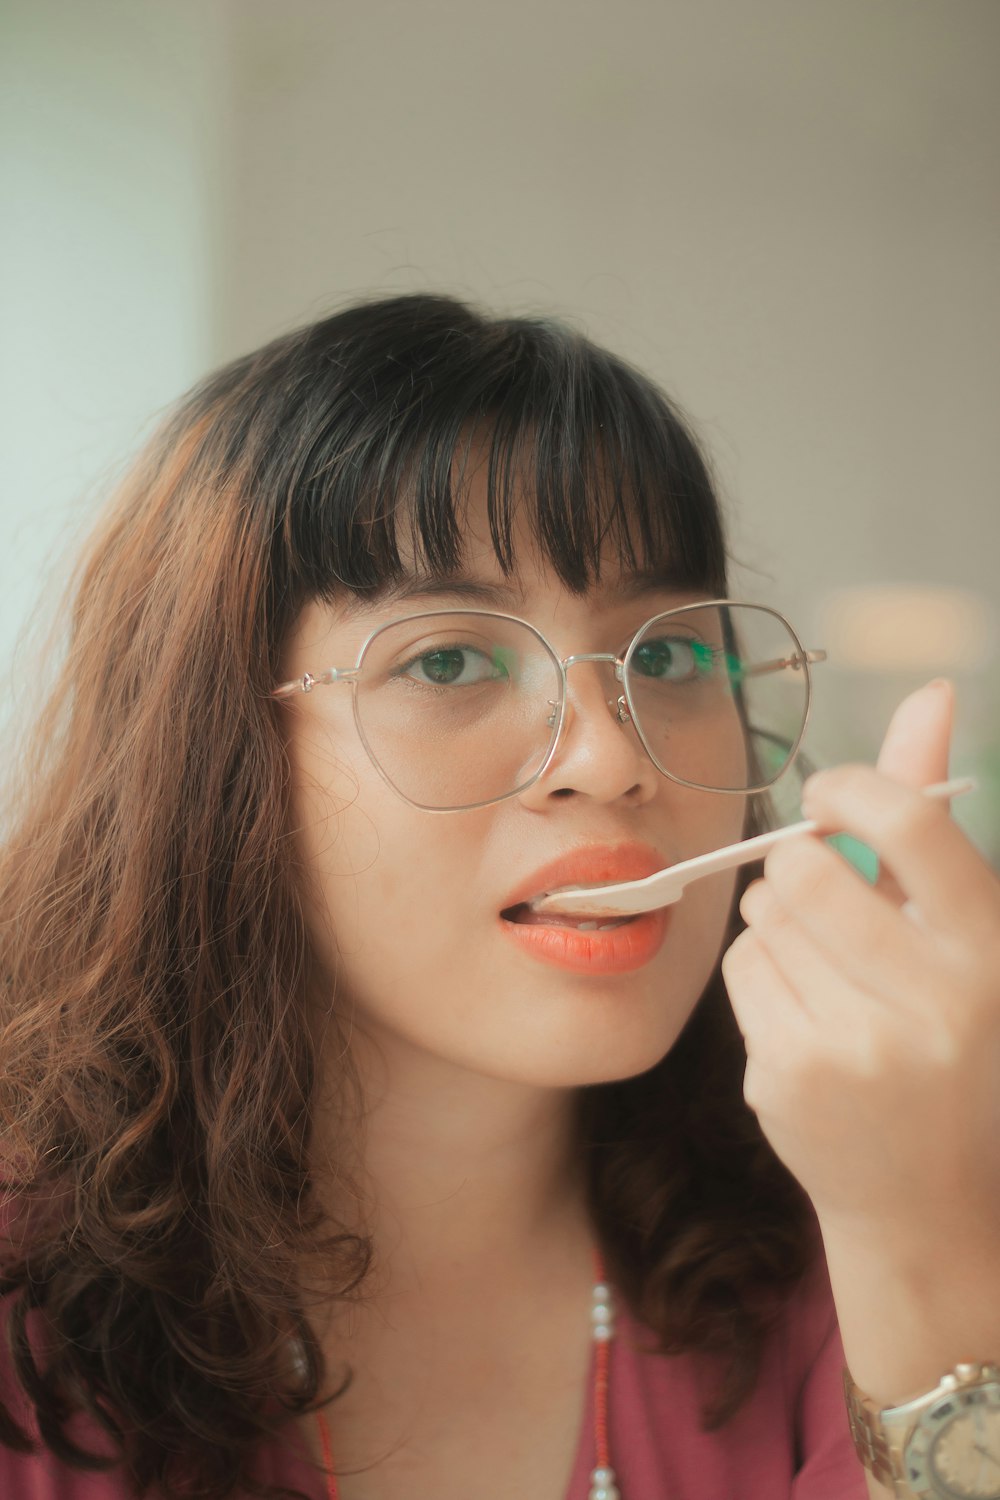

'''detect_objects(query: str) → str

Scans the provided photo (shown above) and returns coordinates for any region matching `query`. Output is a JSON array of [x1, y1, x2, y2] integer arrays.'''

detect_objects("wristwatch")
[[844, 1363, 1000, 1498]]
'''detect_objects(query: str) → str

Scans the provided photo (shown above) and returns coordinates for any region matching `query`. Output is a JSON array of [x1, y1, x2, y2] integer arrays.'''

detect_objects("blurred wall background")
[[2, 0, 998, 854]]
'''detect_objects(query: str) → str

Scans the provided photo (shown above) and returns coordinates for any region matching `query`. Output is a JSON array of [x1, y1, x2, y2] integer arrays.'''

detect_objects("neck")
[[311, 1017, 592, 1308]]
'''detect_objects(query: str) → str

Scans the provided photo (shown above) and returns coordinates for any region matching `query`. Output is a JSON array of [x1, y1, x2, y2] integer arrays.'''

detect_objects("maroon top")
[[0, 1246, 866, 1498]]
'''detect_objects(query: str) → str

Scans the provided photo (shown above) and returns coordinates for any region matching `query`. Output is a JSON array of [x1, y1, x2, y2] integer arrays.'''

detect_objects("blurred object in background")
[[820, 586, 997, 676], [796, 586, 1000, 865], [2, 0, 997, 861]]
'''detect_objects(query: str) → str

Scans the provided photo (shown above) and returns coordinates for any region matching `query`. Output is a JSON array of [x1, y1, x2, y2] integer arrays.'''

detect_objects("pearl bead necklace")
[[315, 1247, 619, 1500]]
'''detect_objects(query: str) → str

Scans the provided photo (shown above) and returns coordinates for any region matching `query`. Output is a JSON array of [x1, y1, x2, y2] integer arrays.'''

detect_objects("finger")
[[800, 764, 999, 942], [740, 878, 848, 1019], [870, 678, 954, 907], [875, 678, 953, 788], [825, 832, 906, 910], [746, 854, 931, 1010], [872, 863, 907, 910], [722, 926, 826, 1128], [721, 925, 811, 1062], [828, 681, 955, 909]]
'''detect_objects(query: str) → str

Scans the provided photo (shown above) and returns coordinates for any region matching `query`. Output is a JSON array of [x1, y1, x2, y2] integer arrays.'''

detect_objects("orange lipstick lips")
[[498, 843, 671, 975]]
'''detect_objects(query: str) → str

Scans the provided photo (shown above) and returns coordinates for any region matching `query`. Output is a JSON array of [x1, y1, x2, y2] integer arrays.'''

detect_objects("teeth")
[[507, 901, 631, 931], [567, 918, 630, 931]]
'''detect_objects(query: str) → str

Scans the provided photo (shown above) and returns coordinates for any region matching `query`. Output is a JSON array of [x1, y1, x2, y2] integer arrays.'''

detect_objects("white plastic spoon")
[[529, 777, 977, 918]]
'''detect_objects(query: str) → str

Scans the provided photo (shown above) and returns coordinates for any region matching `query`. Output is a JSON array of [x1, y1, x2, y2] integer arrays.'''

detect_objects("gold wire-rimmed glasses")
[[274, 600, 827, 813]]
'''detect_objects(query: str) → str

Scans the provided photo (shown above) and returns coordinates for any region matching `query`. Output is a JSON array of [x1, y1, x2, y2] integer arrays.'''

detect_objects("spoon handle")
[[663, 776, 976, 890], [532, 776, 977, 916]]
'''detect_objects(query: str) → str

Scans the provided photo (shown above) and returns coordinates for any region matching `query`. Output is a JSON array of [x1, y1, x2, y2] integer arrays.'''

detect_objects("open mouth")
[[500, 901, 638, 933]]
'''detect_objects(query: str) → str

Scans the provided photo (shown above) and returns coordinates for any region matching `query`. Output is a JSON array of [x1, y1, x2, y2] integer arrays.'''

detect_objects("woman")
[[1, 293, 998, 1500]]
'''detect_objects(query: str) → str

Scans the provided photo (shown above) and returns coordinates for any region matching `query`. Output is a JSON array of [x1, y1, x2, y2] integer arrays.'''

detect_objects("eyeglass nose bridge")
[[545, 652, 630, 729]]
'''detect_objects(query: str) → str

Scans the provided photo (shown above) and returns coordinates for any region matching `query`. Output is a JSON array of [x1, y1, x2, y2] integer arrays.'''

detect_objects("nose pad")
[[521, 664, 657, 807], [546, 693, 630, 732]]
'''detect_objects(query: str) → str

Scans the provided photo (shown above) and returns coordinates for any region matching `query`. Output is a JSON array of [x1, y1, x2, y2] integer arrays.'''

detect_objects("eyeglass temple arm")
[[272, 649, 828, 698], [272, 667, 360, 699], [735, 648, 827, 679]]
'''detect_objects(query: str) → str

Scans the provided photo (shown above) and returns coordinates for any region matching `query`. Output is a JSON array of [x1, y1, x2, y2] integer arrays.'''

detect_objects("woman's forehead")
[[299, 574, 711, 659], [283, 540, 717, 673], [391, 483, 698, 600], [369, 563, 704, 611]]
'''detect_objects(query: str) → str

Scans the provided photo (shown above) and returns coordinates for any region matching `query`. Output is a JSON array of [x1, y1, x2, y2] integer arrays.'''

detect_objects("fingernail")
[[826, 833, 880, 884]]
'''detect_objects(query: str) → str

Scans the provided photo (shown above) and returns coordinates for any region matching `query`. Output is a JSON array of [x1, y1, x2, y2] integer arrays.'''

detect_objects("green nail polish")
[[825, 833, 879, 883]]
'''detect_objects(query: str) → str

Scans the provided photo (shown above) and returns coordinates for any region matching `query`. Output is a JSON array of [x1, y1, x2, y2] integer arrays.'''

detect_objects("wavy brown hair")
[[0, 293, 819, 1499]]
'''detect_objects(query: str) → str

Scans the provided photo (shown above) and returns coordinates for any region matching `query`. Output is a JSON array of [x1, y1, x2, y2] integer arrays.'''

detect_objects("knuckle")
[[765, 836, 833, 906], [854, 1020, 893, 1081], [722, 927, 754, 973], [738, 877, 767, 925], [924, 1021, 962, 1071], [753, 894, 790, 944], [895, 1008, 961, 1074], [850, 908, 889, 957], [883, 794, 938, 848], [821, 763, 870, 797], [742, 1059, 769, 1113]]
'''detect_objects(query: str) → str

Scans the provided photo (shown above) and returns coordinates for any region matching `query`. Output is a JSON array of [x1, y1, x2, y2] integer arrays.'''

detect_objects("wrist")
[[819, 1216, 1000, 1408]]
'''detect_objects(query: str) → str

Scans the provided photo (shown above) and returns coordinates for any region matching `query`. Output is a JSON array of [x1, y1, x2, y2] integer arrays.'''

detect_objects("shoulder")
[[0, 1312, 324, 1500], [0, 1190, 135, 1500], [0, 1382, 323, 1500], [0, 1442, 132, 1500], [0, 1294, 130, 1499]]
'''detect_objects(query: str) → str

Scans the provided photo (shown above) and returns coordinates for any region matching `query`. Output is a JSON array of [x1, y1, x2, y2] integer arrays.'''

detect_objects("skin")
[[285, 567, 746, 1094], [726, 679, 1000, 1500], [278, 489, 748, 1494], [281, 471, 1000, 1497]]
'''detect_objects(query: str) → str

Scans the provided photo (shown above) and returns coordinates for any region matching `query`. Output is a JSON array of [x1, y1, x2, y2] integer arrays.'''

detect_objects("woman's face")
[[281, 500, 748, 1091]]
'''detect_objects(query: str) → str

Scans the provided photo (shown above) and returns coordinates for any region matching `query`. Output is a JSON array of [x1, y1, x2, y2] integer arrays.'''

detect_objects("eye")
[[630, 636, 715, 681], [400, 645, 512, 687]]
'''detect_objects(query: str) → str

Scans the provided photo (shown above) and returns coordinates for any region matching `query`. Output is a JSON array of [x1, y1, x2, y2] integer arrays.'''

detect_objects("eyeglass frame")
[[273, 599, 828, 813]]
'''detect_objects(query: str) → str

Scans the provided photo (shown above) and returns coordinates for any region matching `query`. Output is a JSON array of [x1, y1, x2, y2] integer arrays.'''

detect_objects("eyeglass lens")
[[352, 607, 810, 810]]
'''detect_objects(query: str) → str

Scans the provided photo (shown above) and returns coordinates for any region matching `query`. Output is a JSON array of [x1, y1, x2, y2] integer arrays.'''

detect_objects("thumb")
[[876, 677, 954, 789], [866, 678, 955, 915]]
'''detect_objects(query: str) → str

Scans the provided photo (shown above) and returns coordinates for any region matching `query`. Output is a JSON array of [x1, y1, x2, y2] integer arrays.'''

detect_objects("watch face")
[[904, 1384, 1000, 1500]]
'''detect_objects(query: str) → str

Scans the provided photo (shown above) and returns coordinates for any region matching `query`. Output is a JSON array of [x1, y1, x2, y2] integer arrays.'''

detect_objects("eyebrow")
[[377, 568, 705, 609]]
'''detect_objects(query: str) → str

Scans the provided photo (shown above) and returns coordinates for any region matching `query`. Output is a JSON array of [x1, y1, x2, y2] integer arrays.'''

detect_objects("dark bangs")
[[199, 293, 730, 608]]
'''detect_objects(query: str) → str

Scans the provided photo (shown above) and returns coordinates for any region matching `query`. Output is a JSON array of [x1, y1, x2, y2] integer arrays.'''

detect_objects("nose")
[[516, 657, 659, 809]]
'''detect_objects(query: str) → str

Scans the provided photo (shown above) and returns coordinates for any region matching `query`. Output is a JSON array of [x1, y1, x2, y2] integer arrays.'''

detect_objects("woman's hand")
[[722, 678, 1000, 1249]]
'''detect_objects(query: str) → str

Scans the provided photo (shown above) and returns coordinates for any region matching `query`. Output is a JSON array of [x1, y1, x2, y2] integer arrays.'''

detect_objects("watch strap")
[[843, 1365, 902, 1490], [843, 1361, 1000, 1498]]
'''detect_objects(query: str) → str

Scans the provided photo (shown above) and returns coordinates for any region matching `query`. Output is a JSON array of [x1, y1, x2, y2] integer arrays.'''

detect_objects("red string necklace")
[[314, 1246, 618, 1500]]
